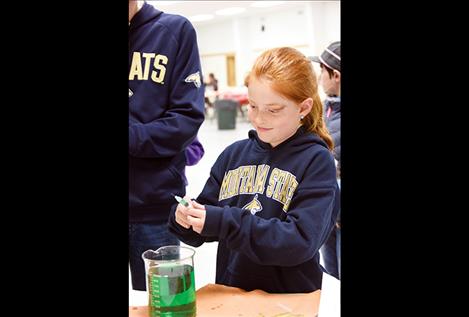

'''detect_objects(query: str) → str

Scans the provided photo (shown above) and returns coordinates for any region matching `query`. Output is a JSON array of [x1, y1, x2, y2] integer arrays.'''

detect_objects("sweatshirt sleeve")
[[185, 136, 204, 166], [168, 150, 226, 246], [200, 150, 340, 267], [129, 20, 205, 158]]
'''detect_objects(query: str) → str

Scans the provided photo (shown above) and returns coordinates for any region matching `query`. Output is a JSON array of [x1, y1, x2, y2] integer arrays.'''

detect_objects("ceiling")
[[147, 1, 312, 26]]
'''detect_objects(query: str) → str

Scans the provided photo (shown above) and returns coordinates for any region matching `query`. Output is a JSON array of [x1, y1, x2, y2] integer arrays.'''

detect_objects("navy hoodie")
[[169, 126, 340, 293], [129, 3, 205, 222]]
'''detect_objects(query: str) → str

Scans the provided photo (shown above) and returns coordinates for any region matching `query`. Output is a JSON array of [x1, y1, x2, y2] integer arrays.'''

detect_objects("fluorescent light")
[[189, 14, 214, 22], [215, 7, 246, 16], [250, 1, 285, 8]]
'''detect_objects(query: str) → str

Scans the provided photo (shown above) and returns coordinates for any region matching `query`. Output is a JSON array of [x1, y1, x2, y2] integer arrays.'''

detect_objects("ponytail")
[[303, 94, 334, 150]]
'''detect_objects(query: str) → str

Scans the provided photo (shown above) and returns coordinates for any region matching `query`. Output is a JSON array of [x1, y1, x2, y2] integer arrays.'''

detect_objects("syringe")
[[174, 195, 190, 207]]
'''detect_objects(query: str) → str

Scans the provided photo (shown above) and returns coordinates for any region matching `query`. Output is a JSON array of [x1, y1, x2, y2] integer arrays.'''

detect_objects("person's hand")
[[184, 200, 206, 234], [175, 195, 192, 229]]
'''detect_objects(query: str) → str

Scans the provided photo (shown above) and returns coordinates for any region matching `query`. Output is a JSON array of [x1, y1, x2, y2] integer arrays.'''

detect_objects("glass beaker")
[[142, 246, 196, 317]]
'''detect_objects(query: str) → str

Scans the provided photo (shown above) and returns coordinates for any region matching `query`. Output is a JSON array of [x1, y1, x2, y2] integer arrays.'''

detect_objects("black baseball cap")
[[310, 41, 341, 72]]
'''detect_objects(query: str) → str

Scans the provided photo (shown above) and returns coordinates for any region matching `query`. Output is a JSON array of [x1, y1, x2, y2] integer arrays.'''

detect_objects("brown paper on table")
[[129, 283, 320, 317]]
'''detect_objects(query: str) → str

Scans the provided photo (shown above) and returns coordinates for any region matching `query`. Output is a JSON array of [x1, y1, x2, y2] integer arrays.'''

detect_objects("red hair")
[[245, 47, 333, 150]]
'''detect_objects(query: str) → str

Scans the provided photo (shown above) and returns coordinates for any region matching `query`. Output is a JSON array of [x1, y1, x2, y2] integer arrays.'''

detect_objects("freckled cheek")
[[247, 109, 257, 122]]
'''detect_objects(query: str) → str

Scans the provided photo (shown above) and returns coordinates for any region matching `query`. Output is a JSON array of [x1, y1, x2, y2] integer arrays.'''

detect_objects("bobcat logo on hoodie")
[[184, 71, 201, 88], [242, 194, 263, 215]]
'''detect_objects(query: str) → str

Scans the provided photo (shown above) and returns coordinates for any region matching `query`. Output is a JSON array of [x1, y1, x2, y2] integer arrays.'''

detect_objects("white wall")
[[196, 21, 234, 89], [197, 21, 235, 55], [200, 55, 228, 89], [248, 8, 310, 51], [306, 1, 341, 56], [193, 1, 340, 87]]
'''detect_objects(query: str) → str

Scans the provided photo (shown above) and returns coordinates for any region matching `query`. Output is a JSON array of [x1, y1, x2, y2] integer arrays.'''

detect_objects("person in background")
[[206, 73, 219, 92], [169, 47, 340, 293], [129, 0, 205, 291], [310, 41, 341, 280], [204, 72, 219, 111]]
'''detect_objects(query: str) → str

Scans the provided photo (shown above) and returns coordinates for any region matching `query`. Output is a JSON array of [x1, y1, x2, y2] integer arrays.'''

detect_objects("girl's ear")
[[299, 98, 313, 117]]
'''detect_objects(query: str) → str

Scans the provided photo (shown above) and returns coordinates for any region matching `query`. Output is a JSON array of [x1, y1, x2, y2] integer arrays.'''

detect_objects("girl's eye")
[[269, 109, 280, 113]]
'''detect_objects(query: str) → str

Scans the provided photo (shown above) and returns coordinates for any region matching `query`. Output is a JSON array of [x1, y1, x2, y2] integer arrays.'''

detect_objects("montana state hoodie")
[[169, 126, 340, 293]]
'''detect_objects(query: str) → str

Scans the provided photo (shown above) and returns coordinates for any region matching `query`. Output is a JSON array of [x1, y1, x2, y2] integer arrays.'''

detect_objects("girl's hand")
[[175, 195, 192, 229], [184, 200, 206, 234]]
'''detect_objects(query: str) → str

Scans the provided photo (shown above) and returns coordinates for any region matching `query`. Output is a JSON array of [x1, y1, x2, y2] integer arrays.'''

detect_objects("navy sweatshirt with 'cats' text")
[[129, 2, 205, 223]]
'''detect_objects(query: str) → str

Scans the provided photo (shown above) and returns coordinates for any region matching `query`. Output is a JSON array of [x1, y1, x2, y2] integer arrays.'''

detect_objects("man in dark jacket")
[[129, 0, 205, 290], [310, 41, 341, 279]]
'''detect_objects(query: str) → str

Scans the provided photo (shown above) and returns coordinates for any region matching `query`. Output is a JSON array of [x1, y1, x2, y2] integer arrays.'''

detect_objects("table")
[[129, 283, 320, 317]]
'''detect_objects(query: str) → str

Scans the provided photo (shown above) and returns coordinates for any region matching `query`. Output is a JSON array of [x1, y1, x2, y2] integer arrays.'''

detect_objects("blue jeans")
[[129, 222, 180, 291]]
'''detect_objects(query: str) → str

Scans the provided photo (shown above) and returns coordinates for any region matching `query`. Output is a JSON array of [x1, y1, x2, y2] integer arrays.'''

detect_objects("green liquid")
[[147, 264, 196, 317]]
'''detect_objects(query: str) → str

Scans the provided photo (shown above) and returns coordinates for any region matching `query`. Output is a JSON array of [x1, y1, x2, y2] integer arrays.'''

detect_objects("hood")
[[248, 125, 328, 152], [129, 2, 163, 31]]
